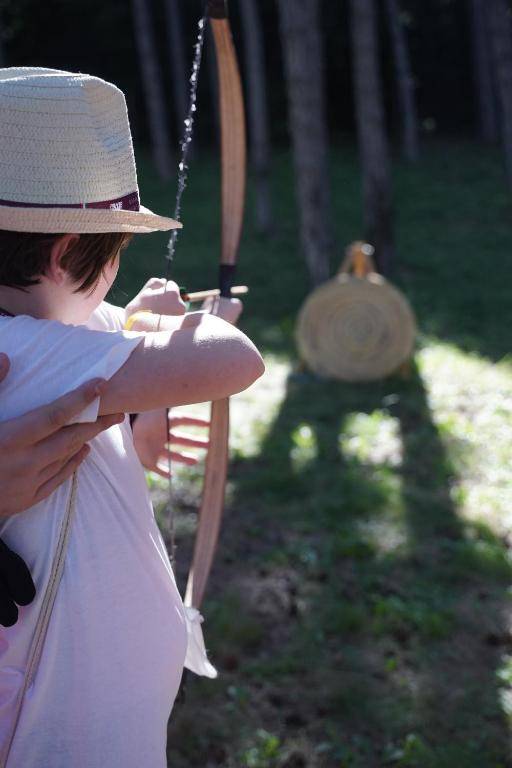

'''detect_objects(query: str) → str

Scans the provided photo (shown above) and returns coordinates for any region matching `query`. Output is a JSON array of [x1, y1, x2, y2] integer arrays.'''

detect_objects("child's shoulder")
[[0, 312, 136, 422], [0, 313, 68, 346], [0, 314, 88, 354], [0, 315, 78, 420]]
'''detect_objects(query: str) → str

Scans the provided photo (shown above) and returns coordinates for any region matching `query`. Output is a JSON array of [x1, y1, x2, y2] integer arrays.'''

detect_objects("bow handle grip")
[[218, 264, 236, 298]]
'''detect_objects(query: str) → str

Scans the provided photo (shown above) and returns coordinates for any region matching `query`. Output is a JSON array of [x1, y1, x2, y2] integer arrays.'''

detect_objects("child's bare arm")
[[98, 312, 264, 415]]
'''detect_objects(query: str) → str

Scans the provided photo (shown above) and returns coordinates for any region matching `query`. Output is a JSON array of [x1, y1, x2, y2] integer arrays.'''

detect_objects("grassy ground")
[[117, 141, 512, 767]]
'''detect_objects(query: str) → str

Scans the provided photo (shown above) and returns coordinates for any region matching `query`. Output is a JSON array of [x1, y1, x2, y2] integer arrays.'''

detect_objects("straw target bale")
[[296, 242, 416, 382]]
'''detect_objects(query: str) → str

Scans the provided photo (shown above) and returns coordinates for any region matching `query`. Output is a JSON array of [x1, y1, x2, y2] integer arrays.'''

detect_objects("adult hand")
[[133, 409, 210, 478], [125, 277, 186, 319], [0, 360, 124, 516], [0, 356, 123, 626], [201, 295, 243, 325]]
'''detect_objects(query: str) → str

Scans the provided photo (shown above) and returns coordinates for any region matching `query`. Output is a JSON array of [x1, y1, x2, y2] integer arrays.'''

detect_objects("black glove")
[[0, 538, 36, 627]]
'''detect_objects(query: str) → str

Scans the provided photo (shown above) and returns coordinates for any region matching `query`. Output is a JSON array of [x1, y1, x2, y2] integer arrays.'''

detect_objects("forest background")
[[0, 1, 477, 147]]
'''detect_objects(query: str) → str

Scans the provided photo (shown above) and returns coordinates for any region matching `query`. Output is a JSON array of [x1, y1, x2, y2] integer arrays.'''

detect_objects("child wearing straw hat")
[[0, 67, 264, 768]]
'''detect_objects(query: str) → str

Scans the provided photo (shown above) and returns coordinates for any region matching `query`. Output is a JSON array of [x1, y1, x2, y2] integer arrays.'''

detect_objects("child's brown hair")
[[0, 231, 132, 293]]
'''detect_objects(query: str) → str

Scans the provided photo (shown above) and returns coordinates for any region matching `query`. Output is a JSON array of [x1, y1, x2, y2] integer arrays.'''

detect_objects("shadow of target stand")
[[296, 242, 416, 382]]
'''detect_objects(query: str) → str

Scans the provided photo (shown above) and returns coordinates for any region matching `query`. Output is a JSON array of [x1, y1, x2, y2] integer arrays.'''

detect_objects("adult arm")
[[0, 355, 123, 626], [0, 361, 123, 515]]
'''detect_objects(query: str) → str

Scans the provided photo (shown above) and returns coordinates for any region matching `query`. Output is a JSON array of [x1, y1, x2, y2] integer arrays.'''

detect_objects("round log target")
[[296, 244, 416, 382]]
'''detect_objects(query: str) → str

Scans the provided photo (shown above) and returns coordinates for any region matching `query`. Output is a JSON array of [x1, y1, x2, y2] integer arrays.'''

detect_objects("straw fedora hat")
[[0, 67, 180, 234]]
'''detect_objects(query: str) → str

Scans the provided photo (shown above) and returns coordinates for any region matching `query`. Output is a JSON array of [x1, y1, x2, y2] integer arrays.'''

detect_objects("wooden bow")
[[184, 0, 247, 610]]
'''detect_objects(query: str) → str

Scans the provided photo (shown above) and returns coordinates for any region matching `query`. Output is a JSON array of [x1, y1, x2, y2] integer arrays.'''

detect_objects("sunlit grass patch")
[[230, 355, 290, 459], [497, 656, 512, 725], [418, 341, 512, 534], [240, 731, 319, 768], [240, 730, 282, 768], [340, 409, 403, 467], [328, 509, 409, 561], [355, 516, 410, 557], [290, 422, 318, 472]]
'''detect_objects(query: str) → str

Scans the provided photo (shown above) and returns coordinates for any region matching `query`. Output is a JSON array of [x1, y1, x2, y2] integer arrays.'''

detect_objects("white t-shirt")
[[0, 302, 187, 768]]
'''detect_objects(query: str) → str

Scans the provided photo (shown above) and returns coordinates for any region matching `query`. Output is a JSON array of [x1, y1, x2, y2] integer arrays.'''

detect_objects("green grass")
[[119, 140, 512, 767]]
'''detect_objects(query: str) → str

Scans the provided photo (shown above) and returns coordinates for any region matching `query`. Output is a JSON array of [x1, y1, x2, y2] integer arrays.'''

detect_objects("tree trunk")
[[131, 0, 173, 179], [163, 0, 188, 145], [384, 0, 420, 162], [349, 0, 394, 274], [277, 0, 331, 286], [488, 0, 512, 188], [470, 0, 499, 143], [239, 0, 273, 235]]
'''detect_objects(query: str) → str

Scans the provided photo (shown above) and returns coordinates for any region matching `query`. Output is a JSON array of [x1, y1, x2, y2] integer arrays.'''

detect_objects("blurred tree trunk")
[[163, 0, 188, 143], [470, 0, 498, 143], [277, 0, 331, 286], [488, 0, 512, 187], [131, 0, 173, 179], [384, 0, 419, 162], [349, 0, 394, 274], [239, 0, 273, 235]]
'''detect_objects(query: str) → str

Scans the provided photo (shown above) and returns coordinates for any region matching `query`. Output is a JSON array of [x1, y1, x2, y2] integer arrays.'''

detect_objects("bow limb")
[[184, 0, 247, 611]]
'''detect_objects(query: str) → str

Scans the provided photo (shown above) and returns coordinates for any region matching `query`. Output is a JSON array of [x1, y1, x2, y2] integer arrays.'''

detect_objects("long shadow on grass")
[[187, 363, 512, 768]]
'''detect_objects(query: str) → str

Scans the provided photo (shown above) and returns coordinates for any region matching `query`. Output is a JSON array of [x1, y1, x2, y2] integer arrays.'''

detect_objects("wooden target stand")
[[296, 242, 416, 382]]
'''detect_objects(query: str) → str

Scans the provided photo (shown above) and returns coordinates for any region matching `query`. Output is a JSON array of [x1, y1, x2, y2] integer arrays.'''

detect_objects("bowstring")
[[161, 11, 207, 571], [166, 13, 207, 275]]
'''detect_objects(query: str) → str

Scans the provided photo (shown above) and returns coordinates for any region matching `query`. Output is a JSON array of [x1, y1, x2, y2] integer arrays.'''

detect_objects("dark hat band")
[[0, 191, 140, 212]]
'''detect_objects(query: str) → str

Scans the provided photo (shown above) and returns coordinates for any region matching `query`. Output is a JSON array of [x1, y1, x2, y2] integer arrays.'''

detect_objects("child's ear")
[[47, 234, 80, 285]]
